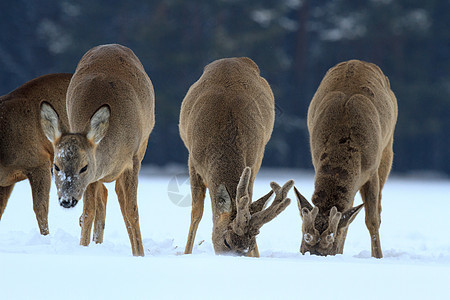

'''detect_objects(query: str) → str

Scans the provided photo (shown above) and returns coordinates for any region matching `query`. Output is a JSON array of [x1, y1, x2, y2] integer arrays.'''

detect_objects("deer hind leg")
[[80, 182, 98, 246], [361, 172, 383, 258], [0, 184, 15, 221], [93, 183, 108, 244], [377, 138, 394, 214], [184, 159, 206, 254], [115, 160, 144, 256], [27, 167, 51, 235]]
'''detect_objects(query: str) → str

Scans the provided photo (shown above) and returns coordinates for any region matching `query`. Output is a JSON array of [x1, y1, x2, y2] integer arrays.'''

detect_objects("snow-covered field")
[[1, 167, 449, 299]]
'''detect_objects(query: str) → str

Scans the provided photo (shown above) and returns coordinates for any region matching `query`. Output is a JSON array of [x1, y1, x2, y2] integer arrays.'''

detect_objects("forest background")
[[1, 0, 448, 175]]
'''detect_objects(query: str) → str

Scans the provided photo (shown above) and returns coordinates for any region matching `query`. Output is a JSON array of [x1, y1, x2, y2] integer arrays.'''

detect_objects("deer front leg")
[[80, 182, 97, 246], [27, 167, 51, 235], [361, 173, 383, 258], [185, 160, 206, 254], [243, 175, 259, 258], [116, 161, 144, 256], [0, 184, 15, 222], [247, 242, 260, 257], [93, 183, 108, 244]]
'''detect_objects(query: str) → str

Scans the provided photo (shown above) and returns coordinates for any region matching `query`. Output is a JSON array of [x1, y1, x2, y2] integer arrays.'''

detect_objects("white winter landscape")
[[1, 167, 449, 299]]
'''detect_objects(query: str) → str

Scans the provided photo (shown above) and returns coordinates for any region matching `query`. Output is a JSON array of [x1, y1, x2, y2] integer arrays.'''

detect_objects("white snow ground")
[[1, 168, 449, 299]]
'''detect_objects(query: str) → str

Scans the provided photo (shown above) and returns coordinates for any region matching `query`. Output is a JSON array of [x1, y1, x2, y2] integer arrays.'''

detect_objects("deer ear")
[[239, 57, 260, 74], [338, 203, 364, 229], [294, 187, 313, 215], [216, 184, 232, 214], [87, 105, 110, 144], [40, 102, 62, 143]]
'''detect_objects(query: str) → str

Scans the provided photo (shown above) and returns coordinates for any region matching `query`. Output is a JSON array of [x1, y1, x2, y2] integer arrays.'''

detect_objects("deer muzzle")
[[59, 196, 78, 208]]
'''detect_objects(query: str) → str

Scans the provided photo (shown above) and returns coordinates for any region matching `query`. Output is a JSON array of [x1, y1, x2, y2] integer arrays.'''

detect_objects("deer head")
[[40, 102, 110, 208], [294, 187, 363, 256], [212, 167, 293, 255]]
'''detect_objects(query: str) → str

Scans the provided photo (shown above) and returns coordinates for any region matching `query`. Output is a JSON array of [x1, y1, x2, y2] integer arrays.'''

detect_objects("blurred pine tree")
[[0, 0, 448, 174]]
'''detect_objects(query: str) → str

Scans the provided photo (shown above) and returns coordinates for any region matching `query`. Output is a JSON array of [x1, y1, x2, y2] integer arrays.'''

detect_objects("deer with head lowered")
[[0, 73, 72, 235], [294, 60, 398, 258], [40, 44, 154, 256], [180, 57, 293, 256]]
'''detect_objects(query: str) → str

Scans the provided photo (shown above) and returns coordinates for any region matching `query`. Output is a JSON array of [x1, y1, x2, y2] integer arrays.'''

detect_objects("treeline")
[[1, 0, 449, 174]]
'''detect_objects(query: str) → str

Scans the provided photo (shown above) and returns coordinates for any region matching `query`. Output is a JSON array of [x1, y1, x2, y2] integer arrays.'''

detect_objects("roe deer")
[[294, 60, 398, 258], [179, 57, 293, 256], [40, 44, 154, 256], [0, 73, 72, 235]]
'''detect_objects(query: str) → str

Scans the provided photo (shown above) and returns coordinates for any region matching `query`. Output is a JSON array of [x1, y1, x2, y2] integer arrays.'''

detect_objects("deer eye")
[[80, 165, 88, 174], [53, 164, 60, 172]]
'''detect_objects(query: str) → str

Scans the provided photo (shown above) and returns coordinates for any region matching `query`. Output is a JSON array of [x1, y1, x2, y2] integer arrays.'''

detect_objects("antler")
[[300, 206, 319, 245], [248, 180, 293, 236], [231, 167, 252, 236], [320, 206, 342, 247], [229, 167, 293, 251]]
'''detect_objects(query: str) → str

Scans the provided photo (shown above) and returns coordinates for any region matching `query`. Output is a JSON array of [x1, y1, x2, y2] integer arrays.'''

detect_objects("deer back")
[[179, 57, 274, 192], [66, 44, 155, 177], [0, 73, 71, 182]]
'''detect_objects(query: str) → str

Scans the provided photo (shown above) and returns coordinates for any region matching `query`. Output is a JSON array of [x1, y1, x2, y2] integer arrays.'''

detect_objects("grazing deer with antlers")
[[294, 60, 398, 258], [0, 73, 72, 235], [180, 57, 293, 256], [40, 44, 154, 256]]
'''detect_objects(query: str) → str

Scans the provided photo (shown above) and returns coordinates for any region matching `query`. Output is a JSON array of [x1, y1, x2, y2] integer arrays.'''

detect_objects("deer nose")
[[59, 197, 78, 208]]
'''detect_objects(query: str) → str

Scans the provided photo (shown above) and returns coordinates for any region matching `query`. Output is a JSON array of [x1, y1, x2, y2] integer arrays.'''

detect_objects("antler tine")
[[270, 179, 294, 205], [328, 206, 342, 233], [236, 167, 251, 201]]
